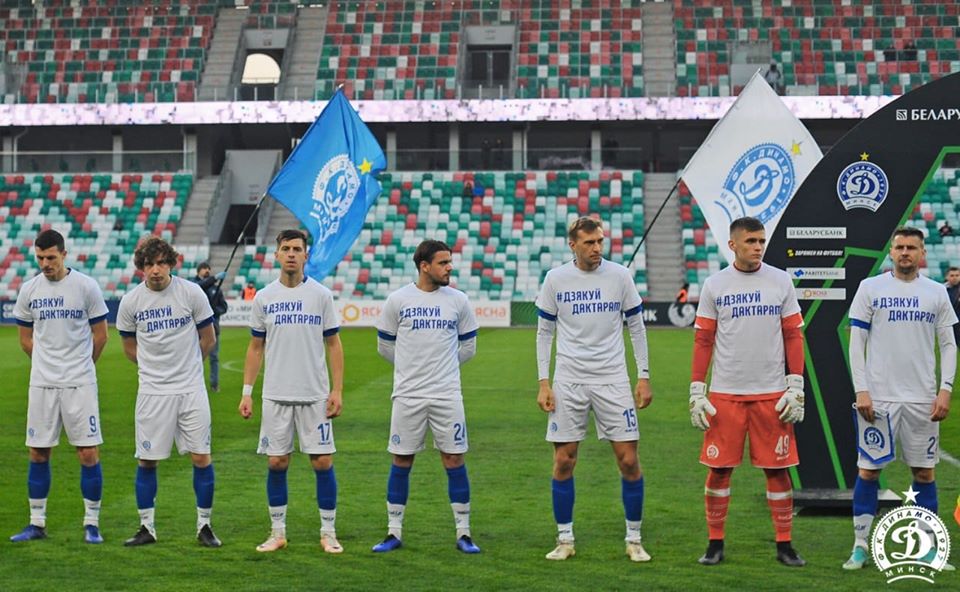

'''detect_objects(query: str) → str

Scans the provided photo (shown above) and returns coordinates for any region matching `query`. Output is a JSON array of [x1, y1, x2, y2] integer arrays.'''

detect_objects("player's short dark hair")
[[35, 229, 65, 252], [892, 226, 925, 243], [729, 216, 764, 235], [949, 266, 960, 273], [197, 261, 211, 272], [134, 237, 179, 270], [567, 216, 603, 242], [276, 229, 309, 248], [413, 240, 451, 270]]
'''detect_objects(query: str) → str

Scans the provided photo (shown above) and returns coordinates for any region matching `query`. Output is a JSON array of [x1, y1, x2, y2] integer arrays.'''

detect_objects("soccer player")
[[239, 229, 345, 554], [372, 239, 480, 554], [10, 229, 108, 544], [535, 216, 653, 562], [843, 227, 957, 570], [688, 216, 806, 567], [116, 237, 221, 548]]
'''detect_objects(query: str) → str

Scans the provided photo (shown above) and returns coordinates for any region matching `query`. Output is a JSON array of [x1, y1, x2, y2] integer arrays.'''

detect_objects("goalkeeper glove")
[[775, 374, 805, 423], [689, 381, 716, 431]]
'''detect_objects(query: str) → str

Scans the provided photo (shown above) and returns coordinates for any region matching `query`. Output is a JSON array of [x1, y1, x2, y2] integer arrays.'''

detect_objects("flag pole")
[[214, 192, 267, 292], [624, 177, 681, 270]]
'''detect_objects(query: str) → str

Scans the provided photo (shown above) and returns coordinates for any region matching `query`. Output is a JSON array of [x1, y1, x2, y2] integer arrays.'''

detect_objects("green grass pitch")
[[0, 326, 957, 591]]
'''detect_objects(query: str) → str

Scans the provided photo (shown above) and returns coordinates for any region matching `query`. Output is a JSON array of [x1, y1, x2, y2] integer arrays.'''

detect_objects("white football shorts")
[[388, 396, 468, 455], [26, 384, 103, 448], [135, 390, 212, 460], [547, 382, 639, 443], [258, 398, 335, 456], [858, 401, 939, 470]]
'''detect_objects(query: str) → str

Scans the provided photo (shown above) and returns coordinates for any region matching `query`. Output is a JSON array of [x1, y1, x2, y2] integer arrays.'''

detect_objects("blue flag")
[[267, 90, 386, 280]]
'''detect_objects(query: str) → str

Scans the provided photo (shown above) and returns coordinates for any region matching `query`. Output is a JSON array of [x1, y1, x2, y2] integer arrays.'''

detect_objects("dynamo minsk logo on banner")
[[837, 153, 889, 212], [312, 154, 362, 242], [717, 142, 795, 224], [681, 71, 822, 264]]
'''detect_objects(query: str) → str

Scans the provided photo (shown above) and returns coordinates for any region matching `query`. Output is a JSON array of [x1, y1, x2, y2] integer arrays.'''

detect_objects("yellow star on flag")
[[358, 158, 372, 174], [860, 151, 870, 161], [791, 141, 802, 156]]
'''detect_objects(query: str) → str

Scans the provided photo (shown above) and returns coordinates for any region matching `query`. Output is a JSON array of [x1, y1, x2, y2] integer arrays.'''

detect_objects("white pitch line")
[[940, 449, 960, 469]]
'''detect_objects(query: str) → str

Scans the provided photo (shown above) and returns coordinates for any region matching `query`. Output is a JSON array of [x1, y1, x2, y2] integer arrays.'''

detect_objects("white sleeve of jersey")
[[84, 276, 109, 320], [695, 279, 717, 324], [780, 272, 802, 320], [322, 290, 340, 336], [13, 281, 32, 323], [848, 280, 873, 328], [249, 292, 265, 335], [536, 316, 555, 381], [937, 324, 957, 392], [376, 294, 399, 363], [377, 293, 400, 337], [621, 267, 643, 313], [457, 294, 478, 364], [626, 312, 649, 379], [848, 282, 873, 393], [849, 325, 869, 393], [534, 272, 557, 318], [938, 286, 959, 328], [116, 294, 136, 334]]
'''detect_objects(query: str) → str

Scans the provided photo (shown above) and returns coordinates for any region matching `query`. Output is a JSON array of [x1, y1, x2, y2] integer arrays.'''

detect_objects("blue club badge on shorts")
[[716, 142, 795, 224], [391, 434, 401, 445], [836, 153, 889, 212], [142, 440, 152, 451], [852, 405, 894, 463]]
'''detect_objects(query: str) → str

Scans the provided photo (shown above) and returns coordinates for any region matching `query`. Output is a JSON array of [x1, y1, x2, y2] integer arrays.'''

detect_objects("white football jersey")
[[117, 276, 214, 395], [695, 263, 802, 395], [378, 283, 478, 399], [250, 277, 340, 403], [536, 259, 643, 384], [849, 272, 957, 403], [14, 268, 108, 387]]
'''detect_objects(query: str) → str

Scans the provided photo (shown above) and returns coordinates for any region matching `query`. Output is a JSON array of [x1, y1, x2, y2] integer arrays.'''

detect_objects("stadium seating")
[[678, 179, 725, 300], [317, 0, 643, 101], [317, 0, 463, 100], [910, 167, 960, 281], [675, 0, 960, 97], [1, 1, 216, 103], [0, 172, 194, 299], [231, 170, 649, 300], [515, 1, 644, 99]]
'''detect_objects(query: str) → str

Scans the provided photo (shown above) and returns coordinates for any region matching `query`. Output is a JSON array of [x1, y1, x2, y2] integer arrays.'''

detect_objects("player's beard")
[[895, 260, 917, 276], [429, 271, 450, 287]]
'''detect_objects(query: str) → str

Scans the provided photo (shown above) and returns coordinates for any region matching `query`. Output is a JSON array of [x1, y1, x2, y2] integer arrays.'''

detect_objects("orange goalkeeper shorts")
[[699, 393, 799, 469]]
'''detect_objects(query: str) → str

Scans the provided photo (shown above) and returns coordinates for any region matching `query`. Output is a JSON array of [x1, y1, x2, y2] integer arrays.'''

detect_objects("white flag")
[[681, 71, 823, 263]]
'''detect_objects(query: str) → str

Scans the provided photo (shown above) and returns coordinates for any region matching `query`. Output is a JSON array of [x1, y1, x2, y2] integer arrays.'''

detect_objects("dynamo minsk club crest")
[[714, 143, 795, 224], [837, 159, 888, 212], [872, 503, 951, 583], [311, 154, 361, 241]]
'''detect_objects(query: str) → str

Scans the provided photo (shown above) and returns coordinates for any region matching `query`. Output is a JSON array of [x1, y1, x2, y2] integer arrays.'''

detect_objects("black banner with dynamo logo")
[[765, 72, 960, 504]]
